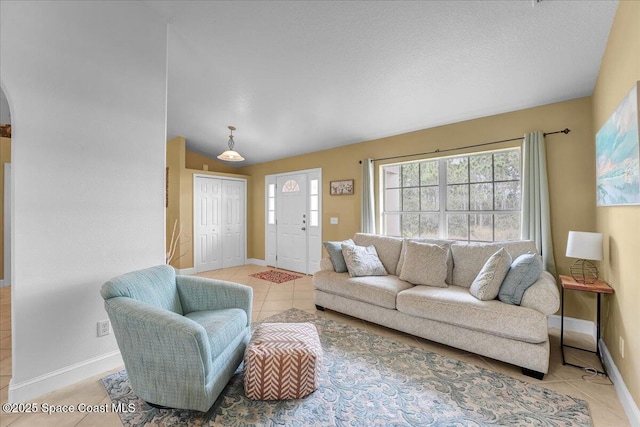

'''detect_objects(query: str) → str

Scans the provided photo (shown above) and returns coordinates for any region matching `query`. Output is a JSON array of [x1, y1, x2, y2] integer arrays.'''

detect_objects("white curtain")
[[521, 131, 556, 275], [361, 158, 375, 233]]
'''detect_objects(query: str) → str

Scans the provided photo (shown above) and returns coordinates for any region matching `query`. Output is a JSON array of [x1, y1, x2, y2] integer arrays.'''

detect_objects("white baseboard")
[[549, 315, 639, 426], [548, 314, 597, 344], [600, 339, 640, 426], [8, 350, 123, 403], [177, 261, 267, 274]]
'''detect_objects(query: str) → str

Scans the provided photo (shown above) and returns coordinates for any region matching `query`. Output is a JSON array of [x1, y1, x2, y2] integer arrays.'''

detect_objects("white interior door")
[[276, 174, 308, 273], [194, 176, 222, 272], [222, 179, 245, 268]]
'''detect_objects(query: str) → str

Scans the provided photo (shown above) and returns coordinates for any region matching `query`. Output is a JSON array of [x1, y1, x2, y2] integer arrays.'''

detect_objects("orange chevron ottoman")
[[244, 322, 322, 400]]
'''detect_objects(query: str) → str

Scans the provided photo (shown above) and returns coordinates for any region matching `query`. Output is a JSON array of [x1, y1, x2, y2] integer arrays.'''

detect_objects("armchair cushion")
[[176, 276, 252, 325], [185, 308, 248, 360]]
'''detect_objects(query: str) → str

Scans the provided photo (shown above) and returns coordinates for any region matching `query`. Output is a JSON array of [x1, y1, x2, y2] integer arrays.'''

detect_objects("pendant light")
[[217, 125, 245, 162]]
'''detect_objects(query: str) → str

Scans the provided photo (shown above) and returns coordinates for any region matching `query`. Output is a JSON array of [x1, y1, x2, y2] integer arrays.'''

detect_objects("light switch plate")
[[330, 217, 339, 225]]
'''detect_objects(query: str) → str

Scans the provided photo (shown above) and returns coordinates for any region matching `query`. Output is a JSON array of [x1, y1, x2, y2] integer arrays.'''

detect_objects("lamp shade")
[[566, 231, 603, 261], [217, 149, 245, 162]]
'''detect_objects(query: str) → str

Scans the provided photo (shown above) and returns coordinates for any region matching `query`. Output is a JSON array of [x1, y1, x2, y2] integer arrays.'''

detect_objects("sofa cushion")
[[450, 240, 537, 288], [396, 285, 548, 343], [313, 270, 413, 309], [396, 238, 454, 284], [320, 257, 335, 271], [399, 241, 448, 287], [499, 252, 544, 305], [469, 248, 512, 300], [323, 239, 354, 273], [185, 308, 248, 360], [353, 233, 403, 275], [342, 244, 388, 277]]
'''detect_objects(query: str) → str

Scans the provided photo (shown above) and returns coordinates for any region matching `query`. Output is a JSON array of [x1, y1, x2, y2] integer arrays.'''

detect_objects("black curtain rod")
[[359, 128, 571, 164]]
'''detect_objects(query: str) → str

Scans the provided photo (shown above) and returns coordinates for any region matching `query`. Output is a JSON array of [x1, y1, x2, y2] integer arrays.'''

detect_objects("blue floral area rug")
[[102, 309, 592, 426]]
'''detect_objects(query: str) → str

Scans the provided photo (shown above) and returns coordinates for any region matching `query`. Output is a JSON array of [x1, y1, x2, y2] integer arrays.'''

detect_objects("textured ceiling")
[[144, 0, 618, 166]]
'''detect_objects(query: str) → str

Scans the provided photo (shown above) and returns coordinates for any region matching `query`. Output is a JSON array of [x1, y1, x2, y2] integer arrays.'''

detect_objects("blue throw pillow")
[[498, 252, 543, 305], [323, 239, 354, 273]]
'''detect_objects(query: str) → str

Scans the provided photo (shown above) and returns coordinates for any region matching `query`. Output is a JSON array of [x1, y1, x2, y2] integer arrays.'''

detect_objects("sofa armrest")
[[176, 276, 253, 325], [104, 297, 213, 382], [520, 271, 560, 315], [320, 257, 335, 271]]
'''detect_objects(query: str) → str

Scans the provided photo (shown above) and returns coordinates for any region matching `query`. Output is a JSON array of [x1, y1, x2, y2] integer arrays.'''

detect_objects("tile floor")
[[0, 264, 632, 426]]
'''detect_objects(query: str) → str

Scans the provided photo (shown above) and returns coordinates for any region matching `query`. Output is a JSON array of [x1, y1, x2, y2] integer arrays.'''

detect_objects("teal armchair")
[[101, 265, 252, 412]]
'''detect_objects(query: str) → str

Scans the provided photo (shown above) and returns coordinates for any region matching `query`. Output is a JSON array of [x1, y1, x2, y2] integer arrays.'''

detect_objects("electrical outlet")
[[619, 337, 625, 358], [97, 320, 111, 337]]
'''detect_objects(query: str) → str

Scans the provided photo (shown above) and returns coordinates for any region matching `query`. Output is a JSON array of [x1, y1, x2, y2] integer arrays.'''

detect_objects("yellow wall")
[[166, 137, 250, 270], [592, 0, 640, 407], [238, 98, 596, 318], [0, 137, 10, 280], [166, 137, 185, 266], [185, 149, 239, 174]]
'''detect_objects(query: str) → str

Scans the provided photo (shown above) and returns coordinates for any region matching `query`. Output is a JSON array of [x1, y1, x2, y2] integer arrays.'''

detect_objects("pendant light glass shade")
[[217, 126, 245, 162]]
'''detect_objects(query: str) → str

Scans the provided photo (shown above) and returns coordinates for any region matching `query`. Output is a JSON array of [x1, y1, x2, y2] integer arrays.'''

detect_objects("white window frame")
[[380, 147, 522, 242]]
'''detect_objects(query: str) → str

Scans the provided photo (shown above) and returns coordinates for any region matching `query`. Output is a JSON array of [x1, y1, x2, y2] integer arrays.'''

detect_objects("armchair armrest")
[[176, 276, 253, 325], [104, 297, 213, 385], [520, 271, 560, 315]]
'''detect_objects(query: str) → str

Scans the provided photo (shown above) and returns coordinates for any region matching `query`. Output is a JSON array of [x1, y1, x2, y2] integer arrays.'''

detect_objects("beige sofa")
[[313, 233, 560, 379]]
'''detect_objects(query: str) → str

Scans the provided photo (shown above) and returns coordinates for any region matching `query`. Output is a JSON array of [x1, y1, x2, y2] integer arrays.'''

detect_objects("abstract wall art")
[[596, 81, 640, 206]]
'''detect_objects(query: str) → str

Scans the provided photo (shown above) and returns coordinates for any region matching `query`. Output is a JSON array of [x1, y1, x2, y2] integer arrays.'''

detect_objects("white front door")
[[222, 179, 245, 268], [194, 176, 222, 272], [276, 174, 308, 273]]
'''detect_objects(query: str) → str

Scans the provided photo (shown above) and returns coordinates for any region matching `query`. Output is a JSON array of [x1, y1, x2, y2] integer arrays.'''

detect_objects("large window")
[[382, 148, 521, 242]]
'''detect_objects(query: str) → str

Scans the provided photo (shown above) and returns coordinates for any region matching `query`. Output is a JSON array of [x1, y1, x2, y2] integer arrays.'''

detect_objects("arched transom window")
[[282, 179, 300, 193]]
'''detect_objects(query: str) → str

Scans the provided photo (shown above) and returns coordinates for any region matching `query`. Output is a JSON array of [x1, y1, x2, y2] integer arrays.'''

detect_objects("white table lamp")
[[566, 231, 603, 284]]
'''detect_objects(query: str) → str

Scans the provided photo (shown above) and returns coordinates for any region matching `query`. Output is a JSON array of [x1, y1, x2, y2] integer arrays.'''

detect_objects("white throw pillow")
[[396, 238, 454, 284], [341, 244, 388, 277], [469, 248, 512, 301], [398, 241, 448, 287]]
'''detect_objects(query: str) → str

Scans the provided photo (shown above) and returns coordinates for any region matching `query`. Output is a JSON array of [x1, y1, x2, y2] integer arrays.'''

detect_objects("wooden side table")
[[559, 275, 613, 376]]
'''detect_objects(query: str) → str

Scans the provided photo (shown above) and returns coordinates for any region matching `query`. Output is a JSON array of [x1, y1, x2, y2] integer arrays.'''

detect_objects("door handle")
[[301, 227, 306, 231]]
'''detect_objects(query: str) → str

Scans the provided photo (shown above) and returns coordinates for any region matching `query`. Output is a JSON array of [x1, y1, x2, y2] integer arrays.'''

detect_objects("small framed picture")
[[330, 179, 354, 195]]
